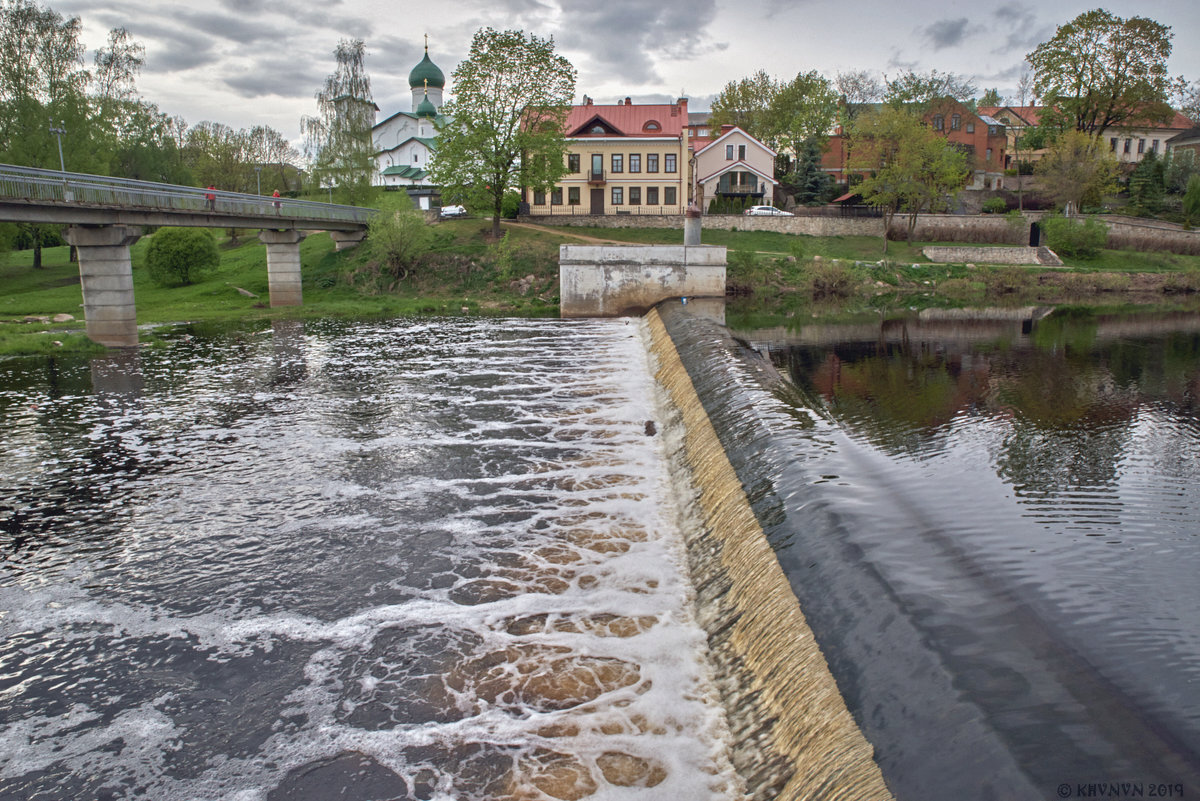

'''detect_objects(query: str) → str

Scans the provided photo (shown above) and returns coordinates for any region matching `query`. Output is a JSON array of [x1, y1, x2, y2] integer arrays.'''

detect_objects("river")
[[0, 317, 738, 801]]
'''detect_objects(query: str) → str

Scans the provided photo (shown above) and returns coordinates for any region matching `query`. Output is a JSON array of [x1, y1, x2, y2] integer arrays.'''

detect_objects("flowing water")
[[662, 303, 1200, 800], [0, 318, 739, 801]]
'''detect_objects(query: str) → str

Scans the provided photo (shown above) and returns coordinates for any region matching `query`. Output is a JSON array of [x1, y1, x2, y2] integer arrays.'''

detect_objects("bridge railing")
[[0, 163, 373, 225]]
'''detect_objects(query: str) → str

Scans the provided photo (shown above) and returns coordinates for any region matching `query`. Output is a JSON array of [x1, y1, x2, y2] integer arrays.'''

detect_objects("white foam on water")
[[0, 317, 741, 800]]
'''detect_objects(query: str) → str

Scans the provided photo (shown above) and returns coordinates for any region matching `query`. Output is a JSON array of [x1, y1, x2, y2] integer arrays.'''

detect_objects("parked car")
[[744, 205, 793, 216], [439, 205, 467, 218]]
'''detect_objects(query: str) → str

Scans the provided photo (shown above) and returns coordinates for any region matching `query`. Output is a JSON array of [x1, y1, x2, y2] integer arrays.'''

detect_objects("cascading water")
[[0, 317, 741, 801]]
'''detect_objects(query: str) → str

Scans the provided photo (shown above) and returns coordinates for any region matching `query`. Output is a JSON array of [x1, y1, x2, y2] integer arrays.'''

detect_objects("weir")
[[645, 306, 894, 800], [559, 244, 727, 317]]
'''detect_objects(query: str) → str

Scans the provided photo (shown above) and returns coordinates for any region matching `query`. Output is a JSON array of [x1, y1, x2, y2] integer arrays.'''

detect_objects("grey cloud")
[[221, 55, 325, 99], [557, 0, 720, 84], [921, 18, 976, 50], [991, 4, 1055, 54]]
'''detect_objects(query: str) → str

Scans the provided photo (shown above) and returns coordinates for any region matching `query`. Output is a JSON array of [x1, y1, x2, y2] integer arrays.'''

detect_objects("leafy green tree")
[[772, 70, 839, 163], [835, 70, 884, 107], [1027, 9, 1178, 137], [1183, 174, 1200, 229], [1165, 149, 1198, 195], [366, 208, 432, 279], [978, 87, 1003, 107], [144, 228, 219, 286], [302, 38, 377, 206], [1034, 129, 1119, 211], [1178, 80, 1199, 124], [709, 70, 779, 145], [883, 69, 977, 107], [1128, 150, 1165, 215], [848, 106, 969, 251], [429, 27, 576, 239]]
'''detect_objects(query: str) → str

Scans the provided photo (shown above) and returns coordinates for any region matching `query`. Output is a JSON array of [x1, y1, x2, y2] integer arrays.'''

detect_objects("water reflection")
[[674, 303, 1200, 799]]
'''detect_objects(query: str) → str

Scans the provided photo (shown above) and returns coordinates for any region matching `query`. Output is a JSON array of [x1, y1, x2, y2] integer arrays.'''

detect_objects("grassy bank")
[[4, 216, 1200, 356]]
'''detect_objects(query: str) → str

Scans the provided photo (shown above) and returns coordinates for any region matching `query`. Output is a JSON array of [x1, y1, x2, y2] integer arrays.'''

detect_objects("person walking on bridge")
[[205, 185, 216, 212], [272, 189, 281, 214]]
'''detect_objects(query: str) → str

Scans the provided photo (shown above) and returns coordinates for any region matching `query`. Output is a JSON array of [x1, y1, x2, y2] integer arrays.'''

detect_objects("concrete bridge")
[[0, 163, 373, 347]]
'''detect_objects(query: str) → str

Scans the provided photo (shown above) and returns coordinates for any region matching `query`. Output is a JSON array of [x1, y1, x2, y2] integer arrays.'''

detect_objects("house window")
[[568, 154, 580, 172], [644, 121, 661, 131], [696, 128, 708, 137], [611, 187, 623, 205], [568, 187, 580, 205], [413, 153, 419, 163], [664, 186, 677, 205], [629, 154, 641, 173], [986, 148, 993, 163], [988, 126, 999, 136], [966, 122, 975, 133], [726, 144, 734, 160], [1138, 139, 1145, 154], [611, 154, 623, 173], [647, 187, 659, 205], [1111, 137, 1118, 151], [665, 153, 677, 173], [933, 115, 944, 131], [951, 114, 961, 130], [647, 154, 659, 172], [551, 188, 562, 205], [1152, 139, 1159, 153], [533, 190, 546, 205], [1124, 139, 1131, 153], [738, 144, 746, 160], [629, 186, 641, 205]]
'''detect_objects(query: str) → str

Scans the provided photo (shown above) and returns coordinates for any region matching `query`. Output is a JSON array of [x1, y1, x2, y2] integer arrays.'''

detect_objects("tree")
[[1034, 129, 1119, 211], [429, 27, 576, 239], [1183, 174, 1200, 228], [1027, 9, 1177, 138], [835, 70, 884, 107], [1177, 80, 1200, 125], [1013, 70, 1034, 107], [1164, 149, 1198, 195], [979, 88, 1003, 107], [367, 207, 433, 279], [883, 69, 977, 107], [785, 139, 834, 205], [771, 70, 839, 164], [1128, 150, 1165, 215], [144, 228, 219, 286], [709, 70, 779, 145], [302, 38, 377, 206], [848, 106, 969, 251]]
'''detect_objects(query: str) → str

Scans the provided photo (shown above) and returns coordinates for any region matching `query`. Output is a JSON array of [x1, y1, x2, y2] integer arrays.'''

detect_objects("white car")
[[743, 205, 793, 216], [439, 204, 467, 218]]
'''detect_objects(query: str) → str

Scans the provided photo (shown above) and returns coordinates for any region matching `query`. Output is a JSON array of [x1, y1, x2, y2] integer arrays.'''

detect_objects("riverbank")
[[5, 218, 1200, 356]]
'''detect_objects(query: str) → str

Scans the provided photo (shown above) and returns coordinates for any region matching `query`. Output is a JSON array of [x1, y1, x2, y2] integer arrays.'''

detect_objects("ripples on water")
[[685, 307, 1200, 799], [0, 318, 737, 800]]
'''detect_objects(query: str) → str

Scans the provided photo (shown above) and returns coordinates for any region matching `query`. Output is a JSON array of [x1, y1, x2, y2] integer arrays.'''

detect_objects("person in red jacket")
[[205, 185, 216, 211], [272, 189, 281, 214]]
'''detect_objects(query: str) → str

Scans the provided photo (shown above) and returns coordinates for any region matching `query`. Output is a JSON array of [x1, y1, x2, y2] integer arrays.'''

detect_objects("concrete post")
[[329, 230, 367, 251], [65, 225, 142, 348], [684, 202, 702, 246], [258, 229, 307, 307]]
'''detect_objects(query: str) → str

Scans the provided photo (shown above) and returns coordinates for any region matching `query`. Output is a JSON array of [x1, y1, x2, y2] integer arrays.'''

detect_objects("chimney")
[[721, 124, 734, 133], [583, 94, 592, 106], [625, 97, 632, 106], [675, 97, 688, 116], [617, 98, 623, 106]]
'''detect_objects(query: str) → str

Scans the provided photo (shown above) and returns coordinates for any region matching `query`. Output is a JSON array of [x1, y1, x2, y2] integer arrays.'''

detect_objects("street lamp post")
[[48, 120, 66, 173], [255, 165, 262, 195]]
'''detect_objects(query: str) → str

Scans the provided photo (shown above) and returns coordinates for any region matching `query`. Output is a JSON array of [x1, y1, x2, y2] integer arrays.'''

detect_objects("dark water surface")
[[669, 304, 1200, 801], [0, 318, 737, 801]]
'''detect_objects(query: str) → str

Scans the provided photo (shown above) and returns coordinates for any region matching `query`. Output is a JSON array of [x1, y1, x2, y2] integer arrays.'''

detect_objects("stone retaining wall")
[[521, 213, 885, 237], [559, 244, 726, 317], [922, 246, 1044, 265]]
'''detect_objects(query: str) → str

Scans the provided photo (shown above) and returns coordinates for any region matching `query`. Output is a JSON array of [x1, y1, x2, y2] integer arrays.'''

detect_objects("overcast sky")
[[54, 0, 1200, 147]]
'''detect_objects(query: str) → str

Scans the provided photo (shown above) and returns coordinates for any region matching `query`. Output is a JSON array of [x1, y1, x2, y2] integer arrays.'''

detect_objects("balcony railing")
[[587, 169, 605, 184]]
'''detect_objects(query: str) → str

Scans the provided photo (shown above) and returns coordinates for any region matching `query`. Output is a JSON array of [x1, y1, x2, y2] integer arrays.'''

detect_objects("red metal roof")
[[564, 102, 686, 137]]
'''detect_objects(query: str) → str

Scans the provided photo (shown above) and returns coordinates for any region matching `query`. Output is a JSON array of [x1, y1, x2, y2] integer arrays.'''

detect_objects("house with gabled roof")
[[690, 124, 779, 211], [526, 95, 689, 216]]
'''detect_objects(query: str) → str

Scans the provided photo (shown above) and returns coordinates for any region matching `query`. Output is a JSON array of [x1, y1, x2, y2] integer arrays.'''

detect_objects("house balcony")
[[587, 169, 605, 185]]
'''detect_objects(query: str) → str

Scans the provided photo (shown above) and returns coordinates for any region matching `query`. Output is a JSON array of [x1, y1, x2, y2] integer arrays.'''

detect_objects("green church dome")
[[415, 92, 438, 118], [408, 49, 445, 90]]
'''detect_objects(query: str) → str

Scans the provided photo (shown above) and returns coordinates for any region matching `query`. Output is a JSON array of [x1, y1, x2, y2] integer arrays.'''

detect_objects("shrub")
[[1162, 269, 1200, 294], [806, 261, 860, 298], [145, 228, 219, 287], [1041, 215, 1108, 259], [366, 209, 433, 278], [984, 265, 1033, 294], [501, 190, 521, 219], [982, 197, 1008, 214], [727, 249, 760, 274]]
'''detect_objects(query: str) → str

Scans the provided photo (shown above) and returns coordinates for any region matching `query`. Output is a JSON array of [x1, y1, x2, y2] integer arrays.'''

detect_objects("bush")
[[981, 197, 1008, 214], [366, 209, 433, 278], [1041, 215, 1108, 259], [145, 228, 219, 286], [984, 265, 1033, 294], [501, 190, 521, 219], [806, 261, 860, 298]]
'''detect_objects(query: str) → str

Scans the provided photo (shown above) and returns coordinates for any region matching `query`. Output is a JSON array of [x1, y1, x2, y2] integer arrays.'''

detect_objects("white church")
[[372, 41, 447, 207]]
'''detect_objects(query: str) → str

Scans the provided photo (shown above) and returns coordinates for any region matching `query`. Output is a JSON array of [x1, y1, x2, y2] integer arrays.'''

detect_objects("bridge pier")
[[329, 230, 367, 251], [259, 229, 306, 307], [65, 225, 142, 348]]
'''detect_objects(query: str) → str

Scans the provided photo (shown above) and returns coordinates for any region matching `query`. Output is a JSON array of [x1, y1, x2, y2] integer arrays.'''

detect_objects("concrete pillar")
[[329, 229, 367, 251], [259, 229, 307, 307], [65, 225, 142, 348], [684, 202, 702, 246]]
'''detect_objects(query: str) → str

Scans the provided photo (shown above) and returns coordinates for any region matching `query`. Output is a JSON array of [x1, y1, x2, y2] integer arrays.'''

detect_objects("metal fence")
[[0, 163, 373, 225]]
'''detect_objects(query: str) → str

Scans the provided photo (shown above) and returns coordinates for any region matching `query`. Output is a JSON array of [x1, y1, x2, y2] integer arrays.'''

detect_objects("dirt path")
[[499, 220, 636, 245]]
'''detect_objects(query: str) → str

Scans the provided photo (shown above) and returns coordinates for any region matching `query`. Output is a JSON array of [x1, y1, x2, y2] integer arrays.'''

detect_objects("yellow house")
[[527, 96, 689, 216]]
